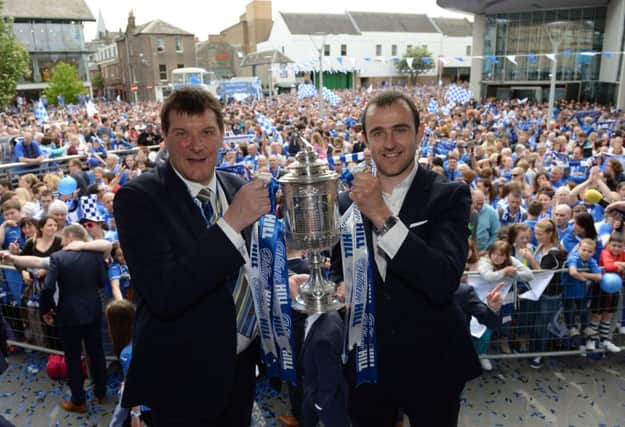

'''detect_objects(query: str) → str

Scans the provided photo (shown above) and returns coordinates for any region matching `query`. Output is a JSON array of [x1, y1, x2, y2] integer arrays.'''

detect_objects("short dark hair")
[[361, 91, 420, 136], [160, 86, 223, 135]]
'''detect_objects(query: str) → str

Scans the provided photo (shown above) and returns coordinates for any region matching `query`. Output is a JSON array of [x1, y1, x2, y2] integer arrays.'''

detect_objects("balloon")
[[57, 176, 77, 195], [584, 189, 603, 204], [600, 272, 623, 294]]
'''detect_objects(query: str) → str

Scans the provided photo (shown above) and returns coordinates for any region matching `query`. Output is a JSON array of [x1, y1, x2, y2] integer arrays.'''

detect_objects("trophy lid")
[[279, 146, 337, 183]]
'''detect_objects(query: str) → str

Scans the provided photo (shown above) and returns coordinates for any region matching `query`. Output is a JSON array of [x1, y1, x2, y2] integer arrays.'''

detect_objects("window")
[[156, 37, 165, 53], [323, 44, 330, 56], [407, 44, 412, 51], [391, 44, 398, 56], [175, 37, 183, 53], [466, 45, 471, 56], [375, 44, 382, 56], [340, 44, 347, 56], [177, 64, 184, 69], [159, 64, 167, 80]]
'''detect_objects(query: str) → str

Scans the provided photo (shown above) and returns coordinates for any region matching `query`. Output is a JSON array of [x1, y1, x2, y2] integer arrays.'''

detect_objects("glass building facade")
[[482, 7, 613, 103], [12, 20, 90, 84]]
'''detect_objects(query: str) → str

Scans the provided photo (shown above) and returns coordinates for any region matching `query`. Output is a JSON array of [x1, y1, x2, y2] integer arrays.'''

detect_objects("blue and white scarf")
[[500, 206, 523, 225], [340, 204, 378, 385], [248, 178, 297, 384]]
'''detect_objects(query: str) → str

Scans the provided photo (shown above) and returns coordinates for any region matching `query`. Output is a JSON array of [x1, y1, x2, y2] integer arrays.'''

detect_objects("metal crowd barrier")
[[0, 145, 161, 185], [464, 267, 625, 360], [0, 261, 622, 366]]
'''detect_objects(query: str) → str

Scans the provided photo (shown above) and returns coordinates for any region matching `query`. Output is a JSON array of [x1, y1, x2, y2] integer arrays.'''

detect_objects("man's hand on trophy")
[[349, 172, 392, 231], [288, 274, 309, 299], [223, 179, 271, 233]]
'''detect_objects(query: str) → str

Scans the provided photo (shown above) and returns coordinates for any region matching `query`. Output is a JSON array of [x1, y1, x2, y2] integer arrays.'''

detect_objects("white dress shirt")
[[172, 167, 254, 354], [373, 164, 418, 282]]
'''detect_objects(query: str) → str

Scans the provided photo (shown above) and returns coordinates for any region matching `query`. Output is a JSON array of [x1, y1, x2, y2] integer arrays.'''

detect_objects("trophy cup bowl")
[[279, 147, 344, 313]]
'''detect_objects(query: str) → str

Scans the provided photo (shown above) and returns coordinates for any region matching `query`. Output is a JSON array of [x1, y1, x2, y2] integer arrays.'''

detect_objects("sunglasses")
[[83, 222, 99, 229]]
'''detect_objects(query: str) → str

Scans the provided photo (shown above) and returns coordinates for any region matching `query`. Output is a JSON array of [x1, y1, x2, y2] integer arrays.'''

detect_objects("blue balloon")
[[58, 176, 77, 195], [600, 272, 623, 294]]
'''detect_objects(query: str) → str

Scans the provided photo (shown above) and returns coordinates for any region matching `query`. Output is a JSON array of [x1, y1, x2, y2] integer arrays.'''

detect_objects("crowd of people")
[[0, 83, 625, 425]]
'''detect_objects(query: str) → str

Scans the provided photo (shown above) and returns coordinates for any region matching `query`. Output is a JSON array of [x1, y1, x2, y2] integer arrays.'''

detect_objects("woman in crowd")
[[561, 212, 603, 261], [477, 240, 534, 366]]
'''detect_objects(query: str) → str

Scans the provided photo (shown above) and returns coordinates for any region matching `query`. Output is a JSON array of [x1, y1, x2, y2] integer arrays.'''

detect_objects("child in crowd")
[[0, 200, 25, 340], [593, 232, 625, 353], [562, 238, 602, 350], [477, 240, 534, 366], [107, 299, 151, 427]]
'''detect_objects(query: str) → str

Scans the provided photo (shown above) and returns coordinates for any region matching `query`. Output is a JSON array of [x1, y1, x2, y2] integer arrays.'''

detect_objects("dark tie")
[[196, 188, 255, 337]]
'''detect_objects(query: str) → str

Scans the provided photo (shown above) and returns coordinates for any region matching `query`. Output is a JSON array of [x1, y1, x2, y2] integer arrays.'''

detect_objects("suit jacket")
[[40, 250, 107, 327], [114, 161, 252, 416], [454, 283, 501, 330], [301, 311, 348, 427], [332, 166, 481, 393]]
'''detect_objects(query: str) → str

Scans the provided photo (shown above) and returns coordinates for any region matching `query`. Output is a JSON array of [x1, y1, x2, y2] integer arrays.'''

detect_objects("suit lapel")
[[397, 166, 431, 228]]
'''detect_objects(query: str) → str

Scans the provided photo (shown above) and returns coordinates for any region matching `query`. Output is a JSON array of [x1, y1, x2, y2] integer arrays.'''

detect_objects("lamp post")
[[545, 21, 568, 127], [309, 33, 328, 120]]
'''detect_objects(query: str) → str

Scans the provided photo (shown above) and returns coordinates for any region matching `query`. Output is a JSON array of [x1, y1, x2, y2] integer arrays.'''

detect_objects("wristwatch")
[[376, 215, 398, 236]]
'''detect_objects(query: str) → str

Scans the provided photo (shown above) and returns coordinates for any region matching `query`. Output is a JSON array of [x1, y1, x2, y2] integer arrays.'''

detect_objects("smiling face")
[[363, 99, 418, 186], [164, 109, 224, 185]]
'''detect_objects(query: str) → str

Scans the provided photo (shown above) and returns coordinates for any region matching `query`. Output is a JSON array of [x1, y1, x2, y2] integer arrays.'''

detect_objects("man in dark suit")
[[39, 224, 108, 413], [114, 87, 270, 426], [332, 91, 482, 426]]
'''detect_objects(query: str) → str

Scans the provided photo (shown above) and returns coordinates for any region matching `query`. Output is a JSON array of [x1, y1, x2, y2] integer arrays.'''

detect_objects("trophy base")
[[292, 297, 344, 314]]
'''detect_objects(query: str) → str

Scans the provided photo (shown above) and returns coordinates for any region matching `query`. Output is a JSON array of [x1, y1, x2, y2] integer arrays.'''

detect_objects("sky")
[[83, 0, 472, 42]]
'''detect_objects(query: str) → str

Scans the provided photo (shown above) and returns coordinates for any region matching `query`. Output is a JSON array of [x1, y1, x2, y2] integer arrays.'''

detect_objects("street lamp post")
[[546, 21, 568, 127]]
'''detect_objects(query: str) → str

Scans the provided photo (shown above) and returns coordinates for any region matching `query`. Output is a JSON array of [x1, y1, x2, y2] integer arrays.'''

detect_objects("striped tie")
[[197, 188, 256, 337]]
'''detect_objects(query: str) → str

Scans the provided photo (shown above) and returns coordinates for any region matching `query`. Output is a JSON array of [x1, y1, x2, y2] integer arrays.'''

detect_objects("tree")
[[91, 72, 104, 96], [0, 0, 30, 109], [44, 62, 86, 104], [395, 46, 435, 85]]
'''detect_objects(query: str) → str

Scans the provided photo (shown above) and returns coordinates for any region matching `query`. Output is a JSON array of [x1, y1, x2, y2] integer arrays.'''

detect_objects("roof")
[[437, 0, 606, 15], [1, 0, 95, 21], [432, 17, 472, 37], [348, 11, 438, 33], [240, 49, 293, 67], [280, 12, 360, 35], [133, 19, 192, 36]]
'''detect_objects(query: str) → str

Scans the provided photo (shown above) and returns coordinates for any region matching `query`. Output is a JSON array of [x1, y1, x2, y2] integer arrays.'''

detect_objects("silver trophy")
[[279, 145, 343, 313]]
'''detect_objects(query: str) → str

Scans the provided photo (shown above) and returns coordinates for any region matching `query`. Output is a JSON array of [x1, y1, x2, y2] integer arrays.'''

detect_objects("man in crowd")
[[115, 87, 271, 426], [137, 123, 162, 147], [39, 224, 108, 413], [13, 132, 44, 169], [332, 91, 481, 427], [472, 189, 500, 253]]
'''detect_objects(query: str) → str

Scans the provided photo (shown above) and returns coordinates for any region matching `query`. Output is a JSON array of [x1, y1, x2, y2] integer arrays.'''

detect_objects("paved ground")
[[1, 350, 625, 426]]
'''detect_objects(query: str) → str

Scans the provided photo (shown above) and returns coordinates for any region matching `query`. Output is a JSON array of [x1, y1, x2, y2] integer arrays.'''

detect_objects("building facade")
[[116, 12, 196, 102], [2, 0, 95, 99], [256, 11, 472, 88], [438, 0, 625, 106]]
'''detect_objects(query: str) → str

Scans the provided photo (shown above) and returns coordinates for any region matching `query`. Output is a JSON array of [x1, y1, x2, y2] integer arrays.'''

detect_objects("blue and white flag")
[[322, 86, 341, 107], [445, 84, 470, 104], [34, 99, 48, 124], [440, 100, 456, 116], [549, 151, 569, 168], [297, 83, 316, 99], [255, 112, 279, 140], [327, 151, 365, 169], [427, 98, 439, 114]]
